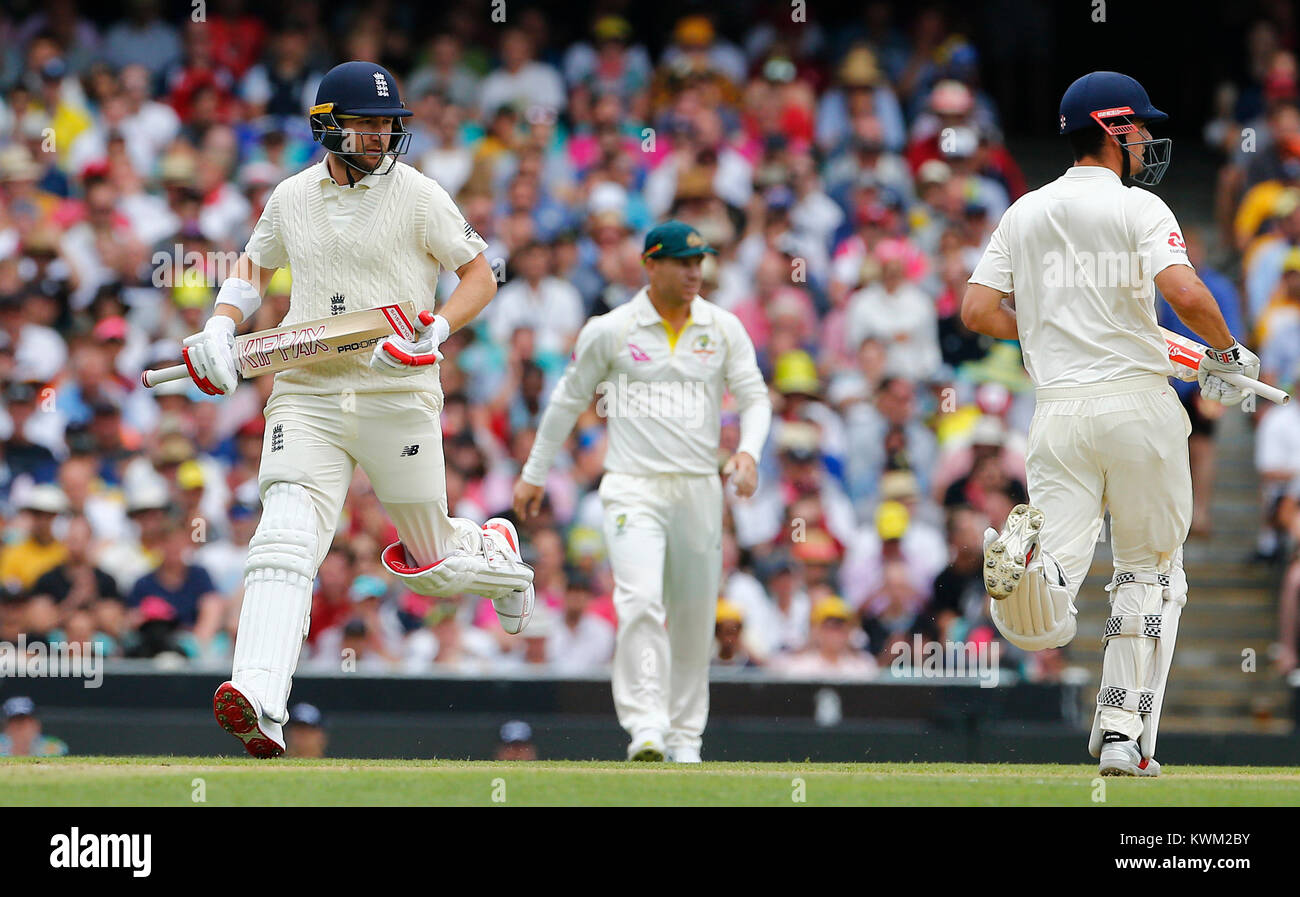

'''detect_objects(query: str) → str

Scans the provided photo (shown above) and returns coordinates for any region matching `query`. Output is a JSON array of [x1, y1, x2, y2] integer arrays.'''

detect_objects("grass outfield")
[[0, 758, 1298, 805]]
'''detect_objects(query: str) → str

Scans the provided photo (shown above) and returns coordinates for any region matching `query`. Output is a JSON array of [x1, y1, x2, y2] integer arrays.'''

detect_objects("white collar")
[[631, 288, 714, 327]]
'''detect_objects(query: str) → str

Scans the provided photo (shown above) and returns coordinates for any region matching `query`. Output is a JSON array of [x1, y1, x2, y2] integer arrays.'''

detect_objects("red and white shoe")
[[483, 517, 535, 635], [213, 681, 285, 759]]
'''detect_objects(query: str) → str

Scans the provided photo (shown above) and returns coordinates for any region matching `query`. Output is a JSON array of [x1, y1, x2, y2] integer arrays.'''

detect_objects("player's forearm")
[[735, 393, 773, 463], [439, 254, 497, 333], [520, 400, 586, 486], [1157, 270, 1234, 350], [960, 285, 1020, 341]]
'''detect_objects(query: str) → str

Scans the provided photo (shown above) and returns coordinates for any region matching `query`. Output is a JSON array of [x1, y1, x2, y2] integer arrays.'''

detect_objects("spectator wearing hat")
[[561, 15, 652, 99], [769, 595, 877, 679], [495, 719, 538, 761], [660, 15, 747, 86], [0, 379, 60, 487], [122, 593, 187, 660], [816, 46, 907, 155], [285, 703, 327, 758], [1, 484, 70, 593], [95, 475, 172, 593], [712, 598, 759, 668], [840, 499, 942, 611], [0, 696, 68, 757]]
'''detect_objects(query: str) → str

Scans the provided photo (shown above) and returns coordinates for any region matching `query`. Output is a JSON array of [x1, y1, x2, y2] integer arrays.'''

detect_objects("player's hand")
[[512, 479, 546, 519], [1197, 341, 1261, 407], [722, 451, 758, 498], [370, 311, 449, 377], [181, 314, 238, 396]]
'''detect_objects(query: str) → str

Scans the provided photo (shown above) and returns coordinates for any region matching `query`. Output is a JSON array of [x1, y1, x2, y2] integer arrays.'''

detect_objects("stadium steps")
[[1064, 407, 1291, 736]]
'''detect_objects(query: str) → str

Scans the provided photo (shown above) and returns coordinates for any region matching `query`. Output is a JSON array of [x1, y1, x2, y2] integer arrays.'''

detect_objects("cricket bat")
[[1161, 327, 1289, 405], [142, 301, 421, 389]]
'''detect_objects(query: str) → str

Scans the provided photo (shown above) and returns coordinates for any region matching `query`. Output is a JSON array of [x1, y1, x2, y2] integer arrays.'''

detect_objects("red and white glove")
[[369, 311, 449, 377], [181, 315, 239, 396]]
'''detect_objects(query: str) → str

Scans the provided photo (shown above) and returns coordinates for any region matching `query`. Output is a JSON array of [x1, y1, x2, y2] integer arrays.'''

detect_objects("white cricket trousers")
[[255, 390, 463, 576], [1027, 374, 1192, 738], [599, 471, 723, 754]]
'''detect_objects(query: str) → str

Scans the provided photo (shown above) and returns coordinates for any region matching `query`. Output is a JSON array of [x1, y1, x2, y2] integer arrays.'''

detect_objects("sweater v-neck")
[[309, 160, 390, 249]]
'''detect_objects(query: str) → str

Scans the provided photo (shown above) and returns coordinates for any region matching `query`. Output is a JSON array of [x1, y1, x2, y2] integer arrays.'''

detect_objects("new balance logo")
[[373, 72, 389, 97], [271, 424, 284, 452], [400, 444, 419, 457], [464, 221, 481, 242]]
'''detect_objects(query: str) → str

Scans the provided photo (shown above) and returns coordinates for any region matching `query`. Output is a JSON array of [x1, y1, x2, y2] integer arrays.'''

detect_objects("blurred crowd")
[[1198, 14, 1300, 676], [0, 1, 1291, 687]]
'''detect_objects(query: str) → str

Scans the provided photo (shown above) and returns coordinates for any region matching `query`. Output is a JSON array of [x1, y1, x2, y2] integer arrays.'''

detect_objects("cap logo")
[[1059, 113, 1066, 133], [686, 231, 704, 247], [374, 72, 389, 98]]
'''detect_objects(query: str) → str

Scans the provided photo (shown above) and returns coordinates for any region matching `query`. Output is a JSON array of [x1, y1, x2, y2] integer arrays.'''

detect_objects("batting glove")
[[181, 314, 239, 396], [370, 311, 449, 377], [1197, 341, 1261, 407]]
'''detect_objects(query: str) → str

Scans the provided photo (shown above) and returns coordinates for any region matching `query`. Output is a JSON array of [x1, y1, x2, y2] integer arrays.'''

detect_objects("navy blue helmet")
[[1059, 71, 1171, 186], [310, 61, 412, 178]]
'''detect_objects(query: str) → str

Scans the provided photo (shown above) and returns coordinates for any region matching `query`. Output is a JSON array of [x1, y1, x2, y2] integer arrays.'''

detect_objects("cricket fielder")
[[512, 221, 771, 762], [182, 62, 535, 758], [961, 72, 1259, 776]]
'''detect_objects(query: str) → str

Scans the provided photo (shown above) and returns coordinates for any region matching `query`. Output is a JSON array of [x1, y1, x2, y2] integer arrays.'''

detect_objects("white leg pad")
[[1087, 553, 1186, 759], [231, 482, 318, 725], [380, 519, 533, 601], [988, 549, 1078, 652]]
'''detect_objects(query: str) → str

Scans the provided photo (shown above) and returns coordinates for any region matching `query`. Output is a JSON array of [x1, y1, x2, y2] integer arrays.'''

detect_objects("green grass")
[[1, 757, 1298, 805]]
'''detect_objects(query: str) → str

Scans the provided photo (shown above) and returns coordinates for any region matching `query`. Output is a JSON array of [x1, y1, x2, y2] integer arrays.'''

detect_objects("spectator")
[[284, 703, 328, 759], [547, 573, 614, 674], [0, 696, 68, 757], [712, 598, 759, 668], [770, 595, 877, 679], [495, 719, 538, 760], [1, 484, 69, 593]]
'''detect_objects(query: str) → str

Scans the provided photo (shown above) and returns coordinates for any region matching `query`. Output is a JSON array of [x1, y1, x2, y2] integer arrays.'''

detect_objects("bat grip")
[[141, 364, 190, 389]]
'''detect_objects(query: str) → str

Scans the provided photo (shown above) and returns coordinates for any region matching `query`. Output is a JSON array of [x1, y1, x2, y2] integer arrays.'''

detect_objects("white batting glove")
[[1197, 341, 1261, 407], [181, 314, 239, 396], [370, 311, 449, 377]]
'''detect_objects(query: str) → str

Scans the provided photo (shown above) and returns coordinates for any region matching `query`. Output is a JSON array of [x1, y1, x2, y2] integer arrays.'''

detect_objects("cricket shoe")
[[667, 747, 701, 763], [1098, 738, 1161, 777], [213, 681, 284, 759], [483, 517, 535, 635], [983, 504, 1045, 599], [628, 732, 666, 762]]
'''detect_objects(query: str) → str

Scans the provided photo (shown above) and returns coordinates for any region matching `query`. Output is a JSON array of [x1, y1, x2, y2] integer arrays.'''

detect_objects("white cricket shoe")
[[627, 732, 666, 762], [1099, 739, 1161, 777], [983, 504, 1045, 599], [483, 517, 535, 635], [668, 747, 701, 763]]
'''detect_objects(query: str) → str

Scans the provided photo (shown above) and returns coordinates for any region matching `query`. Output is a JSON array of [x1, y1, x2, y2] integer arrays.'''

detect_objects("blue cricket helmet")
[[1059, 71, 1171, 185], [310, 61, 412, 177]]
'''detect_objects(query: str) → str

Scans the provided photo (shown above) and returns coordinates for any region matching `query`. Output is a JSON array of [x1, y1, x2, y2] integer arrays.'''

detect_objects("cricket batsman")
[[961, 72, 1259, 776], [181, 62, 535, 758], [512, 221, 771, 762]]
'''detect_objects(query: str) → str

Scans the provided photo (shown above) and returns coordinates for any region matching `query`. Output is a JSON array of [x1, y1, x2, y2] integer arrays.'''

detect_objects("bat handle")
[[1224, 372, 1290, 406], [141, 364, 190, 389]]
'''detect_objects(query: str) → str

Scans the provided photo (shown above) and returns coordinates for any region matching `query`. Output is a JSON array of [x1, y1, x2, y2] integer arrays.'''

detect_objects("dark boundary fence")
[[4, 666, 1297, 763]]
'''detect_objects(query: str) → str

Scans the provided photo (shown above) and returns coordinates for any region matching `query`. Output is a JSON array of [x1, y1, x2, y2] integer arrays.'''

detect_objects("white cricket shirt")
[[521, 288, 772, 483], [968, 165, 1192, 388]]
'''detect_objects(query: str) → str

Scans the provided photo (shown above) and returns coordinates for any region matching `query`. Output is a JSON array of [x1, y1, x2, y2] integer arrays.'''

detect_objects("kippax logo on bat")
[[239, 324, 330, 370]]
